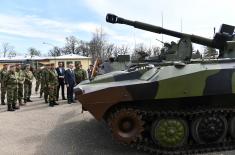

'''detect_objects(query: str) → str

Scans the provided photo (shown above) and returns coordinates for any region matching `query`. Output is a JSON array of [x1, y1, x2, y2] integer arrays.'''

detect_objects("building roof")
[[52, 54, 91, 60], [0, 54, 91, 62]]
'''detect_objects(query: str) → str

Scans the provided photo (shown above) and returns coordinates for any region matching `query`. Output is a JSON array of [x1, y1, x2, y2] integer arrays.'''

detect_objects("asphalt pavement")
[[0, 92, 234, 155]]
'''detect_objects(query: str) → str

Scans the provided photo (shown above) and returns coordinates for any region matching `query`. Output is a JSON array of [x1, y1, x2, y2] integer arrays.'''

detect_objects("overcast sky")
[[0, 0, 234, 55]]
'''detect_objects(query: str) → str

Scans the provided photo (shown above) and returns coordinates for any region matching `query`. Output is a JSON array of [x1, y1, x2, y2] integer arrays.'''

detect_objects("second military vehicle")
[[74, 14, 235, 154]]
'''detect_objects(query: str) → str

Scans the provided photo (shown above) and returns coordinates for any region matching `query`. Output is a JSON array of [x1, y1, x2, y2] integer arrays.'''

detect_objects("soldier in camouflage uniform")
[[15, 64, 25, 106], [24, 65, 34, 103], [6, 65, 19, 111], [33, 68, 41, 94], [0, 64, 8, 105], [45, 63, 59, 107], [74, 63, 87, 84], [41, 65, 49, 103]]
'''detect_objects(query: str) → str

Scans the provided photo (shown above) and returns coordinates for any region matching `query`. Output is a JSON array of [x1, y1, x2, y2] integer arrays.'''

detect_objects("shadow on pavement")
[[35, 111, 146, 155]]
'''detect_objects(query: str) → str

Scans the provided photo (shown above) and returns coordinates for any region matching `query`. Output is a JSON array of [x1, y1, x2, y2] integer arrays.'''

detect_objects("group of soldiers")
[[0, 64, 34, 111], [0, 62, 88, 111]]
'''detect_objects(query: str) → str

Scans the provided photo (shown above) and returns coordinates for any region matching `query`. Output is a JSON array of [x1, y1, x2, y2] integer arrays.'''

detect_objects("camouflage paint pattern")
[[74, 61, 235, 120]]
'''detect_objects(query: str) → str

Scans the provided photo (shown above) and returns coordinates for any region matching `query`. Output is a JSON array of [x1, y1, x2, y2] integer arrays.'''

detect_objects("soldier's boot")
[[19, 100, 25, 106], [27, 98, 33, 102], [53, 101, 59, 105], [1, 99, 6, 105], [49, 101, 54, 107], [40, 92, 43, 98], [7, 104, 15, 111], [12, 104, 20, 110]]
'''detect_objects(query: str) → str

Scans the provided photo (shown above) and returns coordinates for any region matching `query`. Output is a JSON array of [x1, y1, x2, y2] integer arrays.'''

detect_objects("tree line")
[[0, 27, 217, 61]]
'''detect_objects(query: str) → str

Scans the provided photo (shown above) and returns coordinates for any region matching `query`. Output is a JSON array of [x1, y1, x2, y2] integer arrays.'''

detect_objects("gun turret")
[[106, 14, 235, 52]]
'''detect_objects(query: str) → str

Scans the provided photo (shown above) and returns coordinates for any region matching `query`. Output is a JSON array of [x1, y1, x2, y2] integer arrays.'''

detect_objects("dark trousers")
[[57, 82, 65, 99], [67, 85, 74, 103]]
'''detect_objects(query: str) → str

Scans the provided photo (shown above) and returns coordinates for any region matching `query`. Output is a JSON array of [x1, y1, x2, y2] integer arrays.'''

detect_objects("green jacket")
[[0, 69, 8, 85], [45, 69, 58, 87], [6, 71, 18, 86], [16, 69, 25, 84], [74, 68, 87, 83], [24, 70, 34, 83]]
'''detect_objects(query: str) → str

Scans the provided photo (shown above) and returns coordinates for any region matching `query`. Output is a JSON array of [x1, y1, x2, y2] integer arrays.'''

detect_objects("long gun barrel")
[[106, 14, 223, 49]]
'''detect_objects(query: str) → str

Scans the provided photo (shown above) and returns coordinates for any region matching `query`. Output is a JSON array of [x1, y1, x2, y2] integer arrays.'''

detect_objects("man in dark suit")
[[65, 63, 76, 104], [56, 62, 66, 100]]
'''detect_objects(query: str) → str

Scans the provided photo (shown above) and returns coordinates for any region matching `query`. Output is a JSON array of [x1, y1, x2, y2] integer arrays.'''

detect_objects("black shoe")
[[68, 102, 71, 104], [45, 100, 48, 104], [53, 101, 59, 105], [1, 100, 6, 105], [27, 99, 33, 102], [12, 104, 20, 110], [49, 102, 54, 107], [7, 104, 15, 111], [24, 99, 27, 103], [62, 97, 67, 100]]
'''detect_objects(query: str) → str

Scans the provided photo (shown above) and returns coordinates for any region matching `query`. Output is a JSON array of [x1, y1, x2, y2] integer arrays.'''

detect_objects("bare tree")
[[64, 36, 80, 55], [1, 42, 15, 57], [28, 47, 41, 57], [113, 45, 129, 58], [8, 51, 17, 58], [203, 46, 217, 58], [78, 41, 90, 57], [48, 46, 63, 57], [89, 27, 107, 62]]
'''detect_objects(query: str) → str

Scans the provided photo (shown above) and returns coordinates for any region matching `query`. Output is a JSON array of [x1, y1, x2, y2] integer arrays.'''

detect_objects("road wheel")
[[108, 108, 144, 144], [191, 115, 227, 144], [151, 118, 189, 148]]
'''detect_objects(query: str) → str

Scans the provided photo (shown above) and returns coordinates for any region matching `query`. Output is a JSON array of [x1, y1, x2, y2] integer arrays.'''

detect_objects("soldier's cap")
[[89, 64, 94, 67], [9, 64, 15, 68], [50, 63, 55, 66], [3, 64, 8, 66], [15, 64, 21, 66]]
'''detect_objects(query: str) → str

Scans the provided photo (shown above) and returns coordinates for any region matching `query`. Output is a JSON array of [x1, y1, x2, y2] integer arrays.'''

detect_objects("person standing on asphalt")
[[24, 65, 34, 103], [56, 62, 66, 100], [15, 64, 25, 106], [46, 63, 59, 107], [6, 65, 19, 111], [33, 67, 41, 94], [65, 63, 76, 104], [41, 64, 50, 103], [0, 64, 8, 105]]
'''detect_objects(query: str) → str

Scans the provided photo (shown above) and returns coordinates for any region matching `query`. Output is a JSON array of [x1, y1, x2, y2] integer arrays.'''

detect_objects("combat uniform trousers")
[[43, 84, 49, 103], [48, 84, 57, 106], [1, 83, 7, 104], [18, 83, 24, 105], [24, 81, 32, 102], [35, 79, 41, 93], [7, 84, 17, 109]]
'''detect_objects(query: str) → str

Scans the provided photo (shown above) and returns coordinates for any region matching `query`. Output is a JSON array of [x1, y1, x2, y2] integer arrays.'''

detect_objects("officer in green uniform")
[[39, 66, 44, 98], [74, 63, 87, 84], [0, 64, 8, 105], [24, 65, 34, 103], [15, 64, 25, 106], [41, 64, 50, 103], [45, 63, 59, 107], [34, 68, 41, 94], [6, 65, 18, 111]]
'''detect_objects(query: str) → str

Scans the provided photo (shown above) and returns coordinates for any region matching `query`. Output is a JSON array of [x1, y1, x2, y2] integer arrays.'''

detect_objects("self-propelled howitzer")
[[74, 14, 235, 155]]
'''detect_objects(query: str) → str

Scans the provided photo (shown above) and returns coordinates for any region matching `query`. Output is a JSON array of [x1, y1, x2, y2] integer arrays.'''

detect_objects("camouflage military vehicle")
[[74, 14, 235, 154]]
